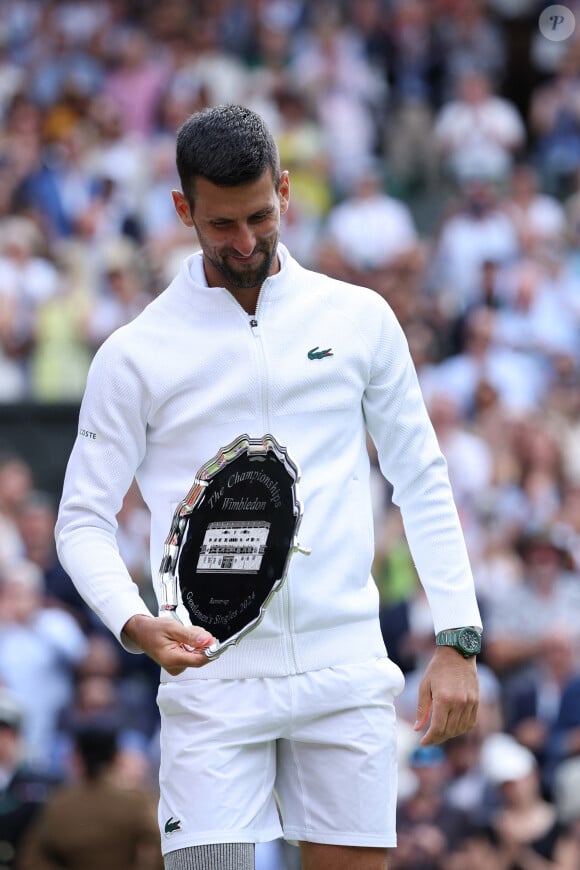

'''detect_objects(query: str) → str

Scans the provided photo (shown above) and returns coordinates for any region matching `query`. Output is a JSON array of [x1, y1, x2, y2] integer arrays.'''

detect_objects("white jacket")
[[55, 245, 481, 680]]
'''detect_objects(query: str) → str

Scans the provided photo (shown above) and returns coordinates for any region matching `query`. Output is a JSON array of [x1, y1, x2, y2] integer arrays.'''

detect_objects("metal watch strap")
[[437, 629, 460, 646]]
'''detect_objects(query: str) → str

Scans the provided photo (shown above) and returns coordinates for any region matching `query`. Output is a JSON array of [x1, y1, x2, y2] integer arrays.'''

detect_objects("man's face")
[[173, 169, 289, 295]]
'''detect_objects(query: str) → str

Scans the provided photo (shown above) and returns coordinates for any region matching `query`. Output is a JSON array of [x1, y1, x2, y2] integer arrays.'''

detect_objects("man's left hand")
[[414, 645, 480, 745]]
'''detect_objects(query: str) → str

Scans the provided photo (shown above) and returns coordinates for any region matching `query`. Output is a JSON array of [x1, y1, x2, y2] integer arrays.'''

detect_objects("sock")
[[164, 843, 255, 870]]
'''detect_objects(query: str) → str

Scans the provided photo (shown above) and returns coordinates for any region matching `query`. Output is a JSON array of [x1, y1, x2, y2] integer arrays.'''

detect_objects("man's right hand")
[[122, 614, 216, 675]]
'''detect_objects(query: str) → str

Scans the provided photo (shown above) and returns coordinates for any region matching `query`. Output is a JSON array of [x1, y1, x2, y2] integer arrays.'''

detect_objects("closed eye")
[[249, 210, 274, 223]]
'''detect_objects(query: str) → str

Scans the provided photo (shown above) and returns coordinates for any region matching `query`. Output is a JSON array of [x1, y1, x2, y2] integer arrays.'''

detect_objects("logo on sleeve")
[[307, 346, 333, 360]]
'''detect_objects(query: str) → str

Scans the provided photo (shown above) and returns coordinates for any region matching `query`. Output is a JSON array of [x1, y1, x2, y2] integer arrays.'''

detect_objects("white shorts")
[[156, 657, 405, 855]]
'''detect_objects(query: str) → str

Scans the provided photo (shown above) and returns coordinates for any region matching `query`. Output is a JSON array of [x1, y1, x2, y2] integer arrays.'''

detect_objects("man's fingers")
[[420, 699, 479, 745], [144, 618, 217, 671], [179, 628, 215, 650], [159, 618, 215, 648], [414, 690, 432, 733]]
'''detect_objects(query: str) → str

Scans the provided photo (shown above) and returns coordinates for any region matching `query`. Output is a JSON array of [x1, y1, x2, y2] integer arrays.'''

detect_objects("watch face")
[[459, 628, 481, 654]]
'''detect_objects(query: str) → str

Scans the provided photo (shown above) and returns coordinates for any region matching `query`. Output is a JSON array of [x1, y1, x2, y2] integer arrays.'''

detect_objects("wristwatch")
[[435, 627, 482, 658]]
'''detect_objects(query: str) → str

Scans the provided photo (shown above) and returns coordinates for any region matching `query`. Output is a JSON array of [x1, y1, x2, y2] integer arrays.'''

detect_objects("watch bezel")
[[457, 627, 481, 655]]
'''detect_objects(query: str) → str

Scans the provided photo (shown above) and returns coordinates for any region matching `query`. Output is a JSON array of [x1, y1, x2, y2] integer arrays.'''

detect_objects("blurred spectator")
[[553, 481, 580, 565], [391, 744, 473, 869], [0, 216, 61, 399], [53, 633, 159, 783], [0, 559, 87, 770], [380, 0, 442, 195], [166, 12, 249, 111], [0, 38, 26, 120], [480, 732, 580, 868], [18, 717, 164, 870], [37, 122, 100, 240], [316, 160, 419, 292], [14, 489, 93, 628], [511, 415, 566, 531], [86, 237, 154, 351], [116, 480, 153, 599], [484, 528, 580, 685], [522, 243, 580, 370], [433, 67, 525, 184], [289, 5, 387, 194], [433, 0, 508, 101], [139, 135, 201, 283], [563, 164, 580, 253], [0, 95, 48, 222], [0, 453, 32, 569], [504, 163, 567, 253], [553, 754, 580, 839], [529, 49, 580, 197], [374, 505, 419, 612], [29, 247, 93, 401], [273, 84, 332, 220], [423, 306, 546, 417], [443, 666, 505, 829], [379, 577, 430, 678], [0, 688, 58, 870], [0, 687, 58, 870], [504, 628, 580, 770], [428, 176, 519, 318], [27, 2, 107, 111], [493, 258, 546, 352], [426, 390, 494, 518], [445, 664, 504, 776], [469, 506, 524, 615], [103, 27, 170, 138], [82, 93, 148, 230]]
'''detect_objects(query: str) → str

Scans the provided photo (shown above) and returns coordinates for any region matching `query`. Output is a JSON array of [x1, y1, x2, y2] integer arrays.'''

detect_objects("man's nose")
[[231, 224, 256, 256]]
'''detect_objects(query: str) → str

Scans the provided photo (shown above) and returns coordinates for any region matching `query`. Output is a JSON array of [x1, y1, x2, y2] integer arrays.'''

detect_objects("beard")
[[205, 238, 279, 291]]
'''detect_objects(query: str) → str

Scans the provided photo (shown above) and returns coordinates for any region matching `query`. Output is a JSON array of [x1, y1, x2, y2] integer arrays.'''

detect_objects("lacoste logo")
[[164, 817, 181, 834], [307, 346, 333, 360]]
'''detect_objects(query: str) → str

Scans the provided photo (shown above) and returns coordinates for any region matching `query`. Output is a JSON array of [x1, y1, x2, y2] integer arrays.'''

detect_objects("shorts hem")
[[161, 826, 283, 856], [282, 827, 397, 848]]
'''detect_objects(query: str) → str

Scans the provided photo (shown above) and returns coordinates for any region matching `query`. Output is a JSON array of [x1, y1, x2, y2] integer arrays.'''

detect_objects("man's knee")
[[164, 843, 254, 870]]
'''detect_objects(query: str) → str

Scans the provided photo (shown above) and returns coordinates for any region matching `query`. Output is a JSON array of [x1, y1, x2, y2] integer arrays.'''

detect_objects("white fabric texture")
[[55, 244, 481, 680], [157, 659, 404, 851]]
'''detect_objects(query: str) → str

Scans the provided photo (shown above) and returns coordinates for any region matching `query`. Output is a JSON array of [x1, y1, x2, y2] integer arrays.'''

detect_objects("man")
[[55, 104, 482, 870], [18, 718, 163, 870]]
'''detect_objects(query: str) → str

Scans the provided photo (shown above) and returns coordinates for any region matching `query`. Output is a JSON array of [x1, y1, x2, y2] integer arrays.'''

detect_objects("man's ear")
[[279, 171, 290, 216], [172, 190, 194, 227]]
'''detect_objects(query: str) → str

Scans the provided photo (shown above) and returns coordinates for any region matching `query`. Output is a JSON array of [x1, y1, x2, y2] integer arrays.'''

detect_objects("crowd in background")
[[3, 0, 580, 867]]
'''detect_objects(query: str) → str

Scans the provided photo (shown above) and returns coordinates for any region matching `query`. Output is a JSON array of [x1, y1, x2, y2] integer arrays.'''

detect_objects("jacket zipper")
[[249, 317, 270, 432], [248, 313, 298, 674]]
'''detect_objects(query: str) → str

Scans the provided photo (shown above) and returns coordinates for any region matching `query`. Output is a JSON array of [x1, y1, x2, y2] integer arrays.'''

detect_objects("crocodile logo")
[[307, 346, 333, 360], [164, 817, 181, 835]]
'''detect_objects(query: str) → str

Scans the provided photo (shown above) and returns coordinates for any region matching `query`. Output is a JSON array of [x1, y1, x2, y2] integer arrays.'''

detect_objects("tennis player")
[[56, 104, 482, 870]]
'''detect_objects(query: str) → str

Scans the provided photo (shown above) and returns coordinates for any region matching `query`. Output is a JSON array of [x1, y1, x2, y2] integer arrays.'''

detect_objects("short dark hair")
[[74, 718, 119, 780], [176, 104, 280, 204]]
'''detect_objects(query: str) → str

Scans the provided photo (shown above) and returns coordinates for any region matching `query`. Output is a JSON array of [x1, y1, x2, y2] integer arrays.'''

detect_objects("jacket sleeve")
[[363, 303, 482, 634], [54, 334, 155, 649]]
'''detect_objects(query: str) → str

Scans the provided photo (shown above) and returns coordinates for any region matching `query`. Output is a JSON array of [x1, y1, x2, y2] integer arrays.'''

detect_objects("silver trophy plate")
[[158, 434, 308, 658]]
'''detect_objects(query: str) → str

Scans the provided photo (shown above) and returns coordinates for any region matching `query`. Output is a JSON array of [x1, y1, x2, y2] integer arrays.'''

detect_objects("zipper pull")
[[250, 319, 258, 328]]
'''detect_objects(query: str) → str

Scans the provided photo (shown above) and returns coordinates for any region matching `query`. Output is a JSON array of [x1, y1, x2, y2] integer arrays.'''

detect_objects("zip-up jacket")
[[55, 245, 482, 680]]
